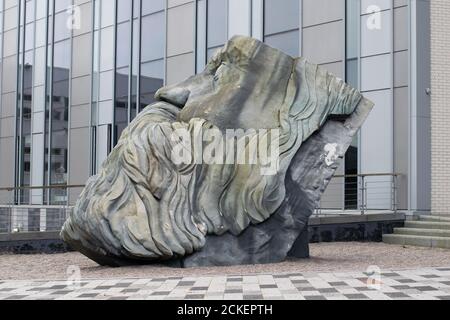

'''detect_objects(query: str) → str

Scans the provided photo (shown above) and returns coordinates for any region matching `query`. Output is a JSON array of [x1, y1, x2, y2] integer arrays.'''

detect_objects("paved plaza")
[[1, 267, 450, 300]]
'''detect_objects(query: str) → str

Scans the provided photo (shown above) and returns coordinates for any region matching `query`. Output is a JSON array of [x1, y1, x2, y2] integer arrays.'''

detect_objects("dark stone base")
[[0, 239, 71, 254], [308, 220, 405, 243]]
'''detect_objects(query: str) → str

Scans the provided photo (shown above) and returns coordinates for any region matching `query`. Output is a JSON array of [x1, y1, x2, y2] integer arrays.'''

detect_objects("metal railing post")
[[360, 175, 366, 215], [9, 188, 13, 233], [392, 174, 398, 213]]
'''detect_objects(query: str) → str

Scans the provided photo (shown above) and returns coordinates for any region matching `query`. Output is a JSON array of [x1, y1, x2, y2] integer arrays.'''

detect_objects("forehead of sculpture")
[[179, 36, 297, 131]]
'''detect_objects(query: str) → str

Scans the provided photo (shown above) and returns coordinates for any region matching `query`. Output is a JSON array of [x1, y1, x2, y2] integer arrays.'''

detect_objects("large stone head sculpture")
[[61, 36, 373, 267]]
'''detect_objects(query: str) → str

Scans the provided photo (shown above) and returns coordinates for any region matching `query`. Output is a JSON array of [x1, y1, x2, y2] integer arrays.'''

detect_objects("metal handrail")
[[0, 173, 400, 192], [330, 173, 400, 179], [317, 173, 401, 216], [0, 185, 85, 192]]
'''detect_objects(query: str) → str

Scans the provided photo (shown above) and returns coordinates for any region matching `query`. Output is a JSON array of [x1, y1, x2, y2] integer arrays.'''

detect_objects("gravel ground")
[[1, 242, 450, 281]]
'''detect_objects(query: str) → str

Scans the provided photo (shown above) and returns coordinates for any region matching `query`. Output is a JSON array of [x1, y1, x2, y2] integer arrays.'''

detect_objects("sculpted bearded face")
[[61, 36, 372, 266]]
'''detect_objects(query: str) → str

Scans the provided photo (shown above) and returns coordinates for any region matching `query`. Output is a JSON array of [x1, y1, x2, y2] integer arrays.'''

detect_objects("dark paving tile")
[[122, 288, 140, 293], [177, 281, 195, 287], [227, 278, 243, 282], [318, 288, 338, 294], [391, 285, 411, 290], [191, 287, 209, 291], [438, 296, 450, 300], [414, 286, 439, 292], [96, 286, 114, 290], [260, 285, 278, 289], [304, 296, 326, 300], [344, 294, 369, 300], [385, 292, 410, 299], [78, 293, 99, 298], [440, 281, 450, 285], [292, 280, 308, 284], [108, 297, 128, 300], [421, 274, 440, 279], [224, 289, 242, 294], [381, 273, 400, 277], [0, 288, 14, 292], [151, 291, 171, 296], [437, 268, 450, 271], [53, 290, 72, 295], [50, 285, 68, 290], [354, 287, 377, 292], [244, 295, 264, 300], [185, 294, 205, 300], [113, 283, 132, 288], [396, 279, 417, 284], [328, 282, 347, 286], [287, 273, 303, 277], [4, 295, 27, 300], [273, 274, 290, 279], [296, 287, 316, 292]]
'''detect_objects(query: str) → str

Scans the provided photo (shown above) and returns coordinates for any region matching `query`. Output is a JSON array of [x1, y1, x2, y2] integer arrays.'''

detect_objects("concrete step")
[[405, 221, 450, 230], [394, 228, 450, 238], [383, 234, 450, 249], [419, 215, 450, 223]]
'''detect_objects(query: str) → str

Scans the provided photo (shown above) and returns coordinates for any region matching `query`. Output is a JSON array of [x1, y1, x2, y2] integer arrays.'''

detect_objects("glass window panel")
[[114, 67, 129, 145], [207, 0, 227, 48], [133, 0, 140, 18], [25, 22, 34, 51], [54, 10, 71, 42], [140, 59, 164, 108], [98, 100, 113, 125], [2, 56, 17, 93], [4, 7, 18, 31], [117, 0, 131, 23], [54, 0, 70, 13], [99, 26, 114, 71], [116, 21, 130, 68], [35, 18, 46, 47], [264, 0, 299, 35], [100, 0, 115, 28], [25, 0, 35, 24], [346, 58, 358, 88], [346, 0, 358, 59], [141, 12, 165, 62], [345, 0, 360, 208], [142, 0, 165, 15], [99, 70, 113, 101], [93, 29, 99, 72], [3, 29, 18, 57], [35, 0, 46, 20], [53, 39, 70, 70], [94, 0, 100, 30], [34, 46, 46, 86], [49, 36, 70, 202], [265, 30, 299, 57], [33, 85, 45, 112]]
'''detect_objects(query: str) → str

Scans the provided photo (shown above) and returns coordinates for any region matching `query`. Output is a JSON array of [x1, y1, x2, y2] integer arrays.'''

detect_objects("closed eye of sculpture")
[[61, 36, 374, 267]]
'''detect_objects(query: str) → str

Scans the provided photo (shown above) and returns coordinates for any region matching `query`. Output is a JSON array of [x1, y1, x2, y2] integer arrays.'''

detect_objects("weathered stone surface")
[[60, 36, 373, 267]]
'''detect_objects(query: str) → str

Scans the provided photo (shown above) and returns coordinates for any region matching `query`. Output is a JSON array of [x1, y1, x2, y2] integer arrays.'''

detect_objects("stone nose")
[[155, 85, 191, 108]]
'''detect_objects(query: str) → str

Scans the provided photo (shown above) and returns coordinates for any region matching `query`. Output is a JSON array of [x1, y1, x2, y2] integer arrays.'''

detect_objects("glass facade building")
[[0, 0, 431, 215]]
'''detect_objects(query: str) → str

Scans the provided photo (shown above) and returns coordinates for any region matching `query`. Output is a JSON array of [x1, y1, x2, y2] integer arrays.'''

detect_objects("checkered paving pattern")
[[1, 267, 450, 300]]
